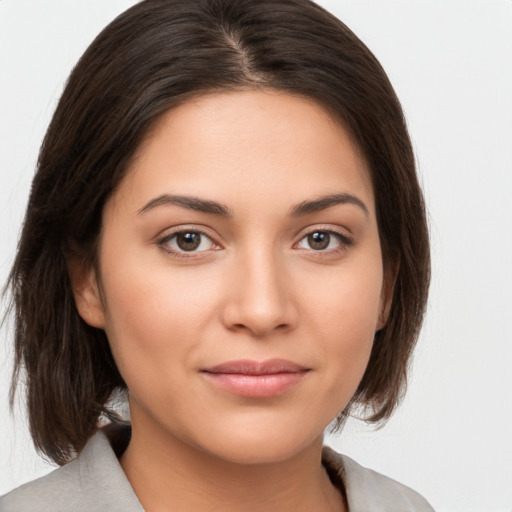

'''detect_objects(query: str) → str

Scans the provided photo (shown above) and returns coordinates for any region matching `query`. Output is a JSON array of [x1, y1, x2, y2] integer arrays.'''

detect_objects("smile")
[[200, 359, 310, 398]]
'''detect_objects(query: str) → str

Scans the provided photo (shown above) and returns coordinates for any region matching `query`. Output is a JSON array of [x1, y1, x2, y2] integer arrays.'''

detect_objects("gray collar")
[[1, 424, 433, 511]]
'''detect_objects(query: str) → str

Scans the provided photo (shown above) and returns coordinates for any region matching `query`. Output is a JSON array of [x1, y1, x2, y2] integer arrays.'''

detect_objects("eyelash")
[[156, 227, 353, 259], [296, 230, 353, 254], [157, 228, 219, 259]]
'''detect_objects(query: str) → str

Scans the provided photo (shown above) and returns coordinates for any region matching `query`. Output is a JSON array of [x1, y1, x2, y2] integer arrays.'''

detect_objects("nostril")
[[219, 271, 299, 336]]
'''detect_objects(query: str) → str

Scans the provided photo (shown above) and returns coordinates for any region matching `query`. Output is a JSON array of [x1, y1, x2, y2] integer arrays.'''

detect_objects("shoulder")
[[0, 426, 142, 512], [322, 446, 435, 511], [0, 457, 85, 512]]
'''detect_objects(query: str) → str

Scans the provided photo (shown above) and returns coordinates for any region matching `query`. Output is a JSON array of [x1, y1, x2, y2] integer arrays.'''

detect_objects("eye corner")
[[294, 228, 354, 254], [155, 228, 222, 259]]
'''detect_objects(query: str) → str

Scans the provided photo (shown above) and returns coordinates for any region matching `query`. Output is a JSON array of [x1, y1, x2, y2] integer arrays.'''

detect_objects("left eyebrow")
[[290, 193, 369, 217]]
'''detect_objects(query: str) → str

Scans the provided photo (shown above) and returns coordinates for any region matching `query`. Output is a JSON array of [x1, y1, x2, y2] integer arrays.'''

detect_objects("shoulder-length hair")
[[6, 0, 429, 465]]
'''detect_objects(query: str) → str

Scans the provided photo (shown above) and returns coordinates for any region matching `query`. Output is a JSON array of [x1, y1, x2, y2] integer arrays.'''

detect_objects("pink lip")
[[201, 359, 310, 398]]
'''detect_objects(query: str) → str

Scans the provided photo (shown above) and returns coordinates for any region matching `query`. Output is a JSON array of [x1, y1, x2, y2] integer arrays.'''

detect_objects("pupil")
[[308, 232, 330, 250], [177, 232, 201, 251]]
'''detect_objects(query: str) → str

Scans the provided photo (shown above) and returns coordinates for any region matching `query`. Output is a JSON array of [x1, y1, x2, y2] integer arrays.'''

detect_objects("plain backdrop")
[[1, 1, 511, 510]]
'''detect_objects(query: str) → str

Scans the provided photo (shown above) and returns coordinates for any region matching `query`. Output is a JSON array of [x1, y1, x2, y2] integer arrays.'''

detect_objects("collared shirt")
[[1, 426, 434, 511]]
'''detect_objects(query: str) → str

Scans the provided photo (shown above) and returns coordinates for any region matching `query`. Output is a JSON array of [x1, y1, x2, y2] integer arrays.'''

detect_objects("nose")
[[220, 247, 298, 338]]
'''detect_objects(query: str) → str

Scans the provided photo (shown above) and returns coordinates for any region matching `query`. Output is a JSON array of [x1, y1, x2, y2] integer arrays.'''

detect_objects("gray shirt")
[[1, 427, 434, 511]]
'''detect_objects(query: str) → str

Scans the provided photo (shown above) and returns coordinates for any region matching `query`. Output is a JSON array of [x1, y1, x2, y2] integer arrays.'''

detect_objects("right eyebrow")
[[137, 194, 232, 217]]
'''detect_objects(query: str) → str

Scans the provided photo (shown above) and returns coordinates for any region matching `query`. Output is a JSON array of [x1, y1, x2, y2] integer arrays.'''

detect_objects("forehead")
[[109, 89, 374, 217]]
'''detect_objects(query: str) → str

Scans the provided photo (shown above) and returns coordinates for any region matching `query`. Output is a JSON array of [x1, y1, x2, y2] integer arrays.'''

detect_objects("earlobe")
[[67, 257, 106, 329], [376, 299, 392, 331], [376, 260, 399, 330]]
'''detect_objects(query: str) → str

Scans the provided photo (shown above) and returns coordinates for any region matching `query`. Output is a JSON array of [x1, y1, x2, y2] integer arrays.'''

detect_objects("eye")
[[159, 230, 218, 255], [296, 230, 351, 251]]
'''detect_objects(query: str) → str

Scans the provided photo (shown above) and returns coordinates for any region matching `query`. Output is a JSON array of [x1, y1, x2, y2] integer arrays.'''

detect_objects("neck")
[[119, 420, 346, 512]]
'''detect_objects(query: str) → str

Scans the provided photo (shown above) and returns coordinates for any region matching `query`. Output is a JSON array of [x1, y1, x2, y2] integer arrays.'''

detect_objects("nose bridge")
[[223, 239, 296, 336]]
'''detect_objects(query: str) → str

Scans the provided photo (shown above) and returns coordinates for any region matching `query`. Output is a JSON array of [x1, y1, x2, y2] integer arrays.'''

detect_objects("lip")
[[200, 359, 310, 398]]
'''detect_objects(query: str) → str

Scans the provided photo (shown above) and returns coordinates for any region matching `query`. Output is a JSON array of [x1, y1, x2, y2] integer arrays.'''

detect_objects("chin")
[[193, 421, 324, 466]]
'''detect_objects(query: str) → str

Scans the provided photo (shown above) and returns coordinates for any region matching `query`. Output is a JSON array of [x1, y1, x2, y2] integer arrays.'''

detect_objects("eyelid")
[[296, 224, 353, 240], [155, 225, 222, 258], [154, 224, 353, 259], [293, 226, 354, 252]]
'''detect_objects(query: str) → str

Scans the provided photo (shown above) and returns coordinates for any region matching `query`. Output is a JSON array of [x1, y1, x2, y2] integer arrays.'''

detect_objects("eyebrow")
[[138, 194, 232, 217], [137, 192, 368, 218], [290, 193, 369, 217]]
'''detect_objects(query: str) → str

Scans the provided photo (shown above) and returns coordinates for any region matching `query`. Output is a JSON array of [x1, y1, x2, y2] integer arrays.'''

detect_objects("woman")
[[1, 0, 431, 510]]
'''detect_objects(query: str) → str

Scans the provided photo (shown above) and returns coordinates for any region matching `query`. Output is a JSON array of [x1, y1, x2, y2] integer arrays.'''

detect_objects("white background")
[[1, 1, 511, 510]]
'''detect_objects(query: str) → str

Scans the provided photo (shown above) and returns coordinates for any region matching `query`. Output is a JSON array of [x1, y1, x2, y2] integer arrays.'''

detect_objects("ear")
[[67, 256, 106, 329], [376, 260, 399, 331]]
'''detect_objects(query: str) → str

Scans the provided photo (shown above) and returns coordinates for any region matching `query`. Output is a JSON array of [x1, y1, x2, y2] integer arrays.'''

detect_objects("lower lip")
[[201, 371, 308, 398]]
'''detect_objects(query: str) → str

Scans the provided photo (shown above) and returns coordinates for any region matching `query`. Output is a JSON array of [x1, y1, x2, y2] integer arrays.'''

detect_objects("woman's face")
[[75, 90, 389, 464]]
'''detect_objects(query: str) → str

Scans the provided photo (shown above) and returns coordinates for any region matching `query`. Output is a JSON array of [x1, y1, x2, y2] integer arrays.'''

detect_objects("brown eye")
[[160, 230, 217, 255], [296, 230, 350, 252], [307, 232, 330, 250], [176, 232, 201, 251]]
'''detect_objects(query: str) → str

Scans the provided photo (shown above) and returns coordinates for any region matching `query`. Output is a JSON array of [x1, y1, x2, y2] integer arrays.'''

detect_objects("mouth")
[[200, 359, 310, 398]]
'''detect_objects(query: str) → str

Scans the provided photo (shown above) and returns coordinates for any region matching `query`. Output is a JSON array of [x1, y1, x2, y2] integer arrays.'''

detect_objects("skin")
[[71, 89, 392, 512]]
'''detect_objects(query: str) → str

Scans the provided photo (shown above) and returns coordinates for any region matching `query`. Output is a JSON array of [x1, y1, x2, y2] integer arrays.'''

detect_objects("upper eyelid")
[[156, 228, 221, 254], [155, 225, 352, 248], [157, 225, 219, 242], [296, 225, 353, 241], [295, 229, 352, 248]]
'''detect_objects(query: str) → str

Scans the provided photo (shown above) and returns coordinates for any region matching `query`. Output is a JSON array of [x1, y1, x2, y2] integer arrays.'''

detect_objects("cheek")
[[98, 245, 223, 383], [298, 254, 383, 395], [301, 253, 384, 338], [97, 251, 230, 440]]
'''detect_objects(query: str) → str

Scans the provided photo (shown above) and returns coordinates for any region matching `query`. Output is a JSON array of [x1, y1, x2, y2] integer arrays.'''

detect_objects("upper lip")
[[202, 359, 309, 375]]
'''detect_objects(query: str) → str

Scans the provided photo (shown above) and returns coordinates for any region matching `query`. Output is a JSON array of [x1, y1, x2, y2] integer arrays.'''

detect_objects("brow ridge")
[[138, 194, 231, 217], [138, 192, 368, 218], [290, 193, 369, 217]]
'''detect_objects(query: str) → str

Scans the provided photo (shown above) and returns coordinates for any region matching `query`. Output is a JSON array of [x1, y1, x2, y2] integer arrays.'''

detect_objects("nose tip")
[[220, 255, 298, 338], [228, 308, 292, 338], [222, 290, 296, 338]]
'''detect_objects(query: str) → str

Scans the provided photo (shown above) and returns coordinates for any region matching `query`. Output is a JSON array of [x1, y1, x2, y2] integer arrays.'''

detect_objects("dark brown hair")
[[6, 0, 430, 465]]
